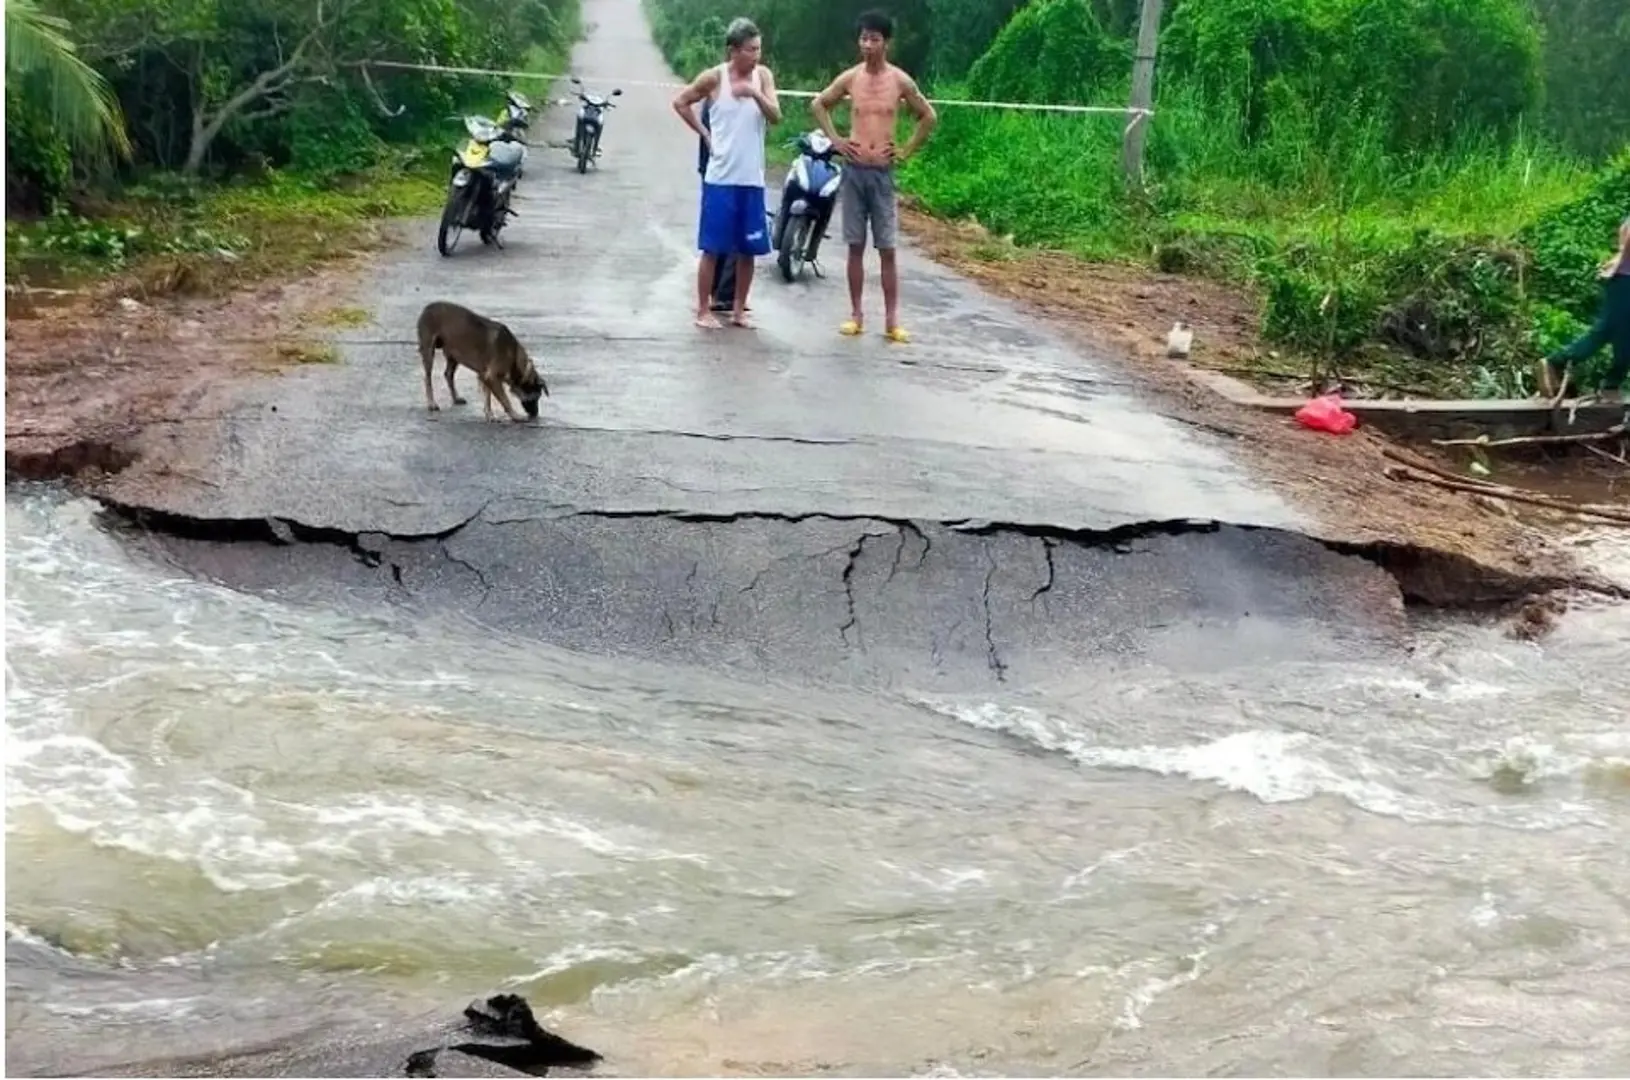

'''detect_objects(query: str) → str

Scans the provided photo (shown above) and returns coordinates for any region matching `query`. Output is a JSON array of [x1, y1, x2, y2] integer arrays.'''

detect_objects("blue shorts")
[[698, 182, 771, 258]]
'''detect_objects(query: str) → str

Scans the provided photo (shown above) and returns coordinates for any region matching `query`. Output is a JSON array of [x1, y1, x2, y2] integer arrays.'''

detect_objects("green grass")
[[4, 148, 447, 294], [894, 81, 1622, 397]]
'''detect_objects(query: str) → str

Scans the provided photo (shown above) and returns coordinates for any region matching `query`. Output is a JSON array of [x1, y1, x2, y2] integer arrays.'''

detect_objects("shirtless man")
[[809, 9, 937, 343], [671, 18, 781, 329]]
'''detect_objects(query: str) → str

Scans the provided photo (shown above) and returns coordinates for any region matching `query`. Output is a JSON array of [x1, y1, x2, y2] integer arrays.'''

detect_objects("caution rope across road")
[[361, 59, 1152, 120]]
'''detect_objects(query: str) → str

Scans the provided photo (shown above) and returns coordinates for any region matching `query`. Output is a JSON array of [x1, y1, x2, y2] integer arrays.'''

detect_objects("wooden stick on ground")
[[1432, 423, 1627, 450], [1583, 442, 1630, 468], [1380, 446, 1505, 489], [1383, 466, 1630, 526]]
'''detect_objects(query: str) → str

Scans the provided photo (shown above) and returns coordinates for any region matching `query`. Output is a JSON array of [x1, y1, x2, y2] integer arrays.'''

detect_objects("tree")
[[173, 0, 364, 174], [56, 0, 376, 174], [4, 0, 132, 164]]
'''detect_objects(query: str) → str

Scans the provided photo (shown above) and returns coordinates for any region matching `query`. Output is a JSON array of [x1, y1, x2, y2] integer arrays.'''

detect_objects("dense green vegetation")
[[649, 0, 1629, 396], [5, 0, 580, 287]]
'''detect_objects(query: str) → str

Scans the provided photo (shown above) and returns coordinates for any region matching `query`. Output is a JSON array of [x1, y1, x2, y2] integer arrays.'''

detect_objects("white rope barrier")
[[361, 59, 1152, 118]]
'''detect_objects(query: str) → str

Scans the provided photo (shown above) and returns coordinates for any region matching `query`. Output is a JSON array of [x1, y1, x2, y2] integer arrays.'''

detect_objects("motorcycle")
[[499, 87, 533, 138], [772, 130, 843, 283], [568, 76, 623, 173], [437, 96, 531, 257]]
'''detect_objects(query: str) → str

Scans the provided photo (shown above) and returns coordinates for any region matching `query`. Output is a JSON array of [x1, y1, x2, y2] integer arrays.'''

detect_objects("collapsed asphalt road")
[[93, 0, 1437, 689]]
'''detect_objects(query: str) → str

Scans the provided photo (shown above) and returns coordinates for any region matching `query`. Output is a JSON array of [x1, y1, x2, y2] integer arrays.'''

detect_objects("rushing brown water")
[[7, 486, 1630, 1076]]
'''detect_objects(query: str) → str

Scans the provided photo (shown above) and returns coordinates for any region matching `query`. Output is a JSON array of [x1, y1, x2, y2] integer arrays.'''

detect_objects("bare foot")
[[731, 312, 756, 329], [695, 312, 724, 330]]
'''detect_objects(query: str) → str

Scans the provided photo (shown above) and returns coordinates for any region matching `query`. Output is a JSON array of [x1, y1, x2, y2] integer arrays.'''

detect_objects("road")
[[98, 0, 1405, 691]]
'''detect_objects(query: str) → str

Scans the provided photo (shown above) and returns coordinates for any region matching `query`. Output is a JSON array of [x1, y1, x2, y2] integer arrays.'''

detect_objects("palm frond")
[[5, 0, 133, 162]]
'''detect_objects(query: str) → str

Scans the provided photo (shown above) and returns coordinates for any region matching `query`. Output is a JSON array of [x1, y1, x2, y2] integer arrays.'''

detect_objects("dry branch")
[[1383, 466, 1630, 526], [1432, 423, 1627, 449]]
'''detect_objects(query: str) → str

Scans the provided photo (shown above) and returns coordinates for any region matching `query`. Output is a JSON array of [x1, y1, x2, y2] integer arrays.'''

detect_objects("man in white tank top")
[[672, 18, 782, 329]]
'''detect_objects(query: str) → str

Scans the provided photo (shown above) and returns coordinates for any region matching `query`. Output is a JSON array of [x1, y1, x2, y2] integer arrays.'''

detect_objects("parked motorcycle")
[[772, 130, 843, 282], [499, 88, 533, 139], [438, 105, 529, 257], [569, 77, 623, 173]]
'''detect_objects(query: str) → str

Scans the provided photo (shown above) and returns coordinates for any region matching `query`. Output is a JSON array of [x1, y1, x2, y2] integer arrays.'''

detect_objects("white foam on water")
[[1061, 844, 1145, 892], [875, 860, 992, 894], [930, 701, 1609, 830], [40, 995, 206, 1023], [505, 942, 667, 987], [1466, 734, 1630, 792], [7, 493, 710, 933], [1112, 918, 1225, 1032], [943, 701, 1415, 808], [1469, 888, 1502, 929]]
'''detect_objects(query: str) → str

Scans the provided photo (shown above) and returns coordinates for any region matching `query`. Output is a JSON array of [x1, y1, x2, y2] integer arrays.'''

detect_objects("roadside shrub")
[[966, 0, 1127, 107], [1162, 0, 1543, 155]]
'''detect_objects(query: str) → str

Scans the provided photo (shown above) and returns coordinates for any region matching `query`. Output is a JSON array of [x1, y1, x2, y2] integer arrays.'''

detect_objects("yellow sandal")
[[839, 319, 863, 336], [883, 326, 912, 344]]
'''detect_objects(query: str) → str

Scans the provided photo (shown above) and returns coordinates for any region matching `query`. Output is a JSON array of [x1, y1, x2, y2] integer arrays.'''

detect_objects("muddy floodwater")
[[6, 485, 1630, 1076]]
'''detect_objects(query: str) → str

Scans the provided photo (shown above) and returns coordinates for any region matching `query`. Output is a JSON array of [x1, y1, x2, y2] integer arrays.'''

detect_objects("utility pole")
[[1121, 0, 1165, 188]]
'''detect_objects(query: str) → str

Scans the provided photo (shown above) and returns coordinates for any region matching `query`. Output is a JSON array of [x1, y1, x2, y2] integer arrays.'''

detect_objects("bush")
[[1162, 0, 1543, 155], [5, 86, 74, 214], [966, 0, 1127, 107]]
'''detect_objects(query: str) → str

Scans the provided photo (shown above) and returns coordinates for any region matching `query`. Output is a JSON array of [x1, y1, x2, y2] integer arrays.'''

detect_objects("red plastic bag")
[[1294, 392, 1357, 435]]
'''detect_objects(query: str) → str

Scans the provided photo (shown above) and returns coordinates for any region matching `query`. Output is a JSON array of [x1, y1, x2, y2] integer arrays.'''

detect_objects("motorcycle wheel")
[[777, 217, 810, 283], [437, 189, 468, 257], [771, 205, 790, 252]]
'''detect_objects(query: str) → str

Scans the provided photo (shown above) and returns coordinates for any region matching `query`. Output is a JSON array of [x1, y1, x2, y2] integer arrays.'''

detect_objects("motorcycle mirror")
[[570, 75, 582, 84], [612, 88, 623, 96]]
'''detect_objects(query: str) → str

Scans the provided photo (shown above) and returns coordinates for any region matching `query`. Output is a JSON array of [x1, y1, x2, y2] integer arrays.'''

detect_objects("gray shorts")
[[841, 165, 898, 250]]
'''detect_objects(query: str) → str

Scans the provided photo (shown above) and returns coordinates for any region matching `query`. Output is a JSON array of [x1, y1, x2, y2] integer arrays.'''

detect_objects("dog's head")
[[516, 352, 550, 419]]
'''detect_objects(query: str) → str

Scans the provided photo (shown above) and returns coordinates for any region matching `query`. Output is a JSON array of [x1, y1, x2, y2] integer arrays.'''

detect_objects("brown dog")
[[416, 301, 550, 422]]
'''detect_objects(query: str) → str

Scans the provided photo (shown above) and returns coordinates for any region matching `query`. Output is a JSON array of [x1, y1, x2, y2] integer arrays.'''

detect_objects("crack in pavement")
[[563, 425, 857, 447], [439, 538, 494, 606], [981, 543, 1008, 682], [1029, 537, 1057, 607], [886, 521, 931, 589], [838, 532, 870, 649]]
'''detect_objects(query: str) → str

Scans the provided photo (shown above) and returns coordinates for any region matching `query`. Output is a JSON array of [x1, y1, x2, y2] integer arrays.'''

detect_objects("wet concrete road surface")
[[98, 0, 1406, 690]]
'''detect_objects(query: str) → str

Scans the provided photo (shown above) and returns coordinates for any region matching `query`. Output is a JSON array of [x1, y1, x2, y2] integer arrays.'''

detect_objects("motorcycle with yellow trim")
[[437, 89, 533, 257]]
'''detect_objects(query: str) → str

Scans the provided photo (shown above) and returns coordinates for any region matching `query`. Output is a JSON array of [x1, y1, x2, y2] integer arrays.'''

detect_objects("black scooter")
[[569, 77, 623, 173]]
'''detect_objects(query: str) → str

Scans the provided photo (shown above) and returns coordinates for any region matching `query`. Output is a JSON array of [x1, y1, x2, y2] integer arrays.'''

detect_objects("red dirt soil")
[[5, 269, 361, 484]]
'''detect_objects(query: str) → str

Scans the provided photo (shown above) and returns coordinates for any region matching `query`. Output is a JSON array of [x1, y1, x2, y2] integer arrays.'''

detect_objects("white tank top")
[[704, 63, 767, 187]]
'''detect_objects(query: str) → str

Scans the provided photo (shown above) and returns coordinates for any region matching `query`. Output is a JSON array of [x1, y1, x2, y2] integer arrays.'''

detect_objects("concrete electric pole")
[[1121, 0, 1166, 188]]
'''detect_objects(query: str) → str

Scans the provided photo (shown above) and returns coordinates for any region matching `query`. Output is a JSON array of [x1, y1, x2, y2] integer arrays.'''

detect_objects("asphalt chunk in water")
[[404, 994, 601, 1078]]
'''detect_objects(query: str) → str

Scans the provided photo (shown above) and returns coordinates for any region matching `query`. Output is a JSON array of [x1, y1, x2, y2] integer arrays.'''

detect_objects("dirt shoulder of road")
[[899, 205, 1629, 598], [4, 261, 371, 484]]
